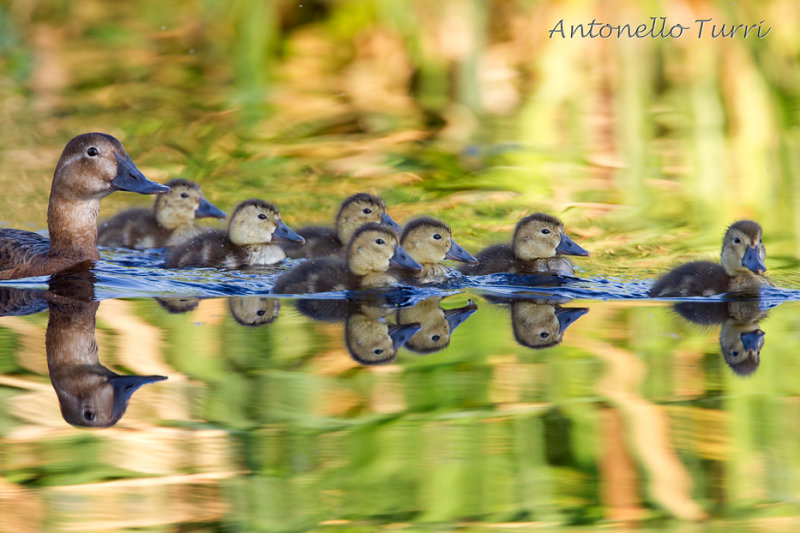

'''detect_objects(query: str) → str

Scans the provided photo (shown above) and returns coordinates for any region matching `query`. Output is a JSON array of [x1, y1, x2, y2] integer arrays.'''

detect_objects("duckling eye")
[[541, 228, 551, 235], [539, 331, 550, 339], [256, 310, 266, 317], [375, 238, 385, 245], [258, 214, 267, 220], [373, 348, 384, 355], [431, 335, 441, 341], [83, 409, 95, 421], [180, 192, 189, 199], [433, 234, 442, 240], [363, 208, 372, 214], [733, 237, 741, 244], [731, 351, 739, 357], [86, 147, 98, 157]]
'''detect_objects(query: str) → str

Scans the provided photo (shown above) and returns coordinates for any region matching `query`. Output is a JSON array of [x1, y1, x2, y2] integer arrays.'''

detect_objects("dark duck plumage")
[[0, 133, 170, 280]]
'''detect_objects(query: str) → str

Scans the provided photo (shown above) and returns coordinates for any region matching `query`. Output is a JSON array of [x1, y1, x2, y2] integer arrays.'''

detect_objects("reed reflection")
[[0, 269, 166, 427], [673, 300, 768, 376]]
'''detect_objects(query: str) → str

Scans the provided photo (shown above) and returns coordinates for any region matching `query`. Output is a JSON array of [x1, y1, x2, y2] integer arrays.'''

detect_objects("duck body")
[[461, 243, 578, 276], [0, 133, 170, 280], [164, 199, 303, 269], [281, 193, 400, 259], [98, 179, 225, 249], [273, 223, 422, 294], [649, 220, 771, 297]]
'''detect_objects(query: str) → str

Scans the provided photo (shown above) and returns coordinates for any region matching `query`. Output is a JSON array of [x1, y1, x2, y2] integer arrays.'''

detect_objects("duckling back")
[[164, 230, 244, 268], [98, 208, 171, 249], [272, 256, 353, 294]]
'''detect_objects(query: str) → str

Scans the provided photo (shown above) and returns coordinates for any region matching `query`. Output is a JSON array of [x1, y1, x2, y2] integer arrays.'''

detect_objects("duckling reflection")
[[155, 296, 200, 314], [229, 296, 280, 327], [506, 299, 589, 349], [672, 300, 768, 376], [345, 306, 422, 365], [0, 272, 167, 427], [396, 297, 478, 353]]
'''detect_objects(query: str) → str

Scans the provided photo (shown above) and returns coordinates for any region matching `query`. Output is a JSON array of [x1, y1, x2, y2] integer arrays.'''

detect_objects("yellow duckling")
[[0, 133, 170, 280], [98, 178, 225, 249], [392, 217, 477, 282], [649, 220, 771, 297], [282, 193, 400, 259], [396, 297, 478, 353], [164, 199, 304, 268], [459, 213, 589, 276], [272, 223, 422, 293]]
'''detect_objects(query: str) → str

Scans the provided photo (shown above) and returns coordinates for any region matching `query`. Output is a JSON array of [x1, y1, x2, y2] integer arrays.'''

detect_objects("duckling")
[[459, 213, 589, 276], [0, 133, 170, 280], [396, 297, 478, 353], [649, 220, 771, 297], [511, 301, 589, 349], [229, 296, 280, 327], [273, 223, 422, 293], [391, 217, 477, 282], [281, 193, 401, 259], [155, 296, 200, 314], [98, 178, 225, 249], [345, 308, 422, 365], [164, 199, 304, 269]]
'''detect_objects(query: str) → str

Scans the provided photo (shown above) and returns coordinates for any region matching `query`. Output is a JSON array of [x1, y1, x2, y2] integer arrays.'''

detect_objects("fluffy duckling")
[[0, 133, 170, 280], [165, 199, 304, 269], [649, 220, 771, 297], [511, 301, 589, 349], [459, 213, 589, 276], [345, 309, 422, 365], [396, 297, 478, 353], [98, 178, 225, 249], [281, 193, 400, 259], [229, 296, 280, 327], [391, 217, 477, 282], [273, 223, 422, 293]]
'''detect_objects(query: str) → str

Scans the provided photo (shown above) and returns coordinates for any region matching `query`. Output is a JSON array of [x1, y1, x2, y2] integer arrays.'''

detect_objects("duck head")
[[513, 213, 589, 261], [228, 296, 280, 327], [721, 220, 767, 276], [511, 302, 589, 349], [400, 217, 477, 266], [154, 178, 225, 229], [228, 199, 305, 246], [346, 223, 422, 276], [399, 297, 478, 353], [719, 320, 765, 376], [51, 133, 169, 200], [345, 311, 422, 365], [336, 193, 401, 245]]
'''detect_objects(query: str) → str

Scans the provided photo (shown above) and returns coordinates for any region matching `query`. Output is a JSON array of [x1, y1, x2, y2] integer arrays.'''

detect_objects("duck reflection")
[[0, 269, 166, 427], [155, 296, 200, 314], [345, 306, 422, 365], [673, 300, 767, 376], [511, 300, 589, 349], [229, 296, 281, 327], [396, 297, 478, 354]]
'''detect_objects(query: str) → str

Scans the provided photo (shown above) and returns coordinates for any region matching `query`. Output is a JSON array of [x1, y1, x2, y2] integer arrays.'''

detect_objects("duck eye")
[[180, 192, 189, 199], [433, 234, 442, 240], [256, 310, 266, 317], [258, 213, 267, 220], [363, 208, 372, 214], [86, 147, 98, 157], [83, 409, 96, 421], [431, 335, 441, 341], [733, 237, 741, 244], [375, 238, 385, 245], [539, 331, 550, 339], [373, 348, 384, 355], [541, 228, 551, 235], [731, 351, 739, 357]]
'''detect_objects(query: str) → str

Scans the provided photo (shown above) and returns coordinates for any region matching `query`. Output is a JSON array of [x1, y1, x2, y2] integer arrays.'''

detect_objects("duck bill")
[[388, 322, 423, 350], [742, 245, 766, 274], [444, 299, 479, 332], [390, 244, 423, 271], [556, 307, 589, 336], [556, 232, 590, 257], [112, 153, 171, 194], [109, 374, 167, 417], [273, 221, 305, 244], [195, 198, 226, 219], [445, 240, 478, 264], [740, 329, 766, 353], [381, 213, 402, 233]]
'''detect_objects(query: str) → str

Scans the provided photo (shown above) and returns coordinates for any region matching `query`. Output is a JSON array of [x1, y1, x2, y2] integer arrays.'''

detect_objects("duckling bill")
[[459, 213, 589, 276], [649, 220, 771, 297], [99, 178, 225, 249], [0, 133, 170, 280]]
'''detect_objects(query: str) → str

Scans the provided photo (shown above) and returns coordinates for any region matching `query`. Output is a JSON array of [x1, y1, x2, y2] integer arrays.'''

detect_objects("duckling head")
[[52, 133, 170, 200], [400, 217, 478, 265], [719, 320, 765, 376], [336, 193, 401, 245], [513, 213, 590, 261], [228, 296, 280, 327], [400, 298, 478, 353], [154, 178, 225, 229], [345, 313, 422, 365], [347, 223, 422, 276], [511, 302, 589, 349], [720, 220, 767, 276], [228, 199, 305, 246]]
